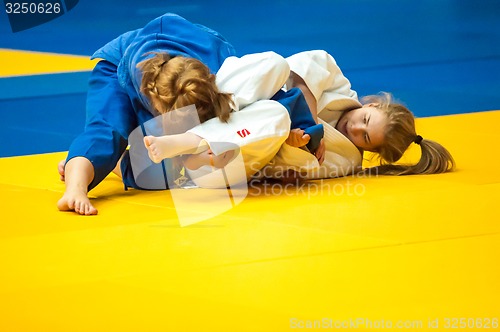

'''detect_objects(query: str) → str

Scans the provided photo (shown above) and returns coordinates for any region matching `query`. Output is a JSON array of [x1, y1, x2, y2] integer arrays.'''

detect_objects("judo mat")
[[1, 110, 499, 331], [1, 0, 500, 328], [0, 50, 499, 331]]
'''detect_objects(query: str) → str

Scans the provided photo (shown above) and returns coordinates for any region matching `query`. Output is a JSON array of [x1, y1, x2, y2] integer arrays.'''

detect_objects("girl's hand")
[[314, 139, 326, 165], [286, 128, 310, 147]]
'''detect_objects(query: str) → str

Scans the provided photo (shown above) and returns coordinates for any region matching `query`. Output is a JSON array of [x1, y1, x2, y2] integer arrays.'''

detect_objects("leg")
[[183, 148, 236, 170], [143, 132, 209, 163], [57, 157, 97, 215], [184, 100, 291, 188], [58, 159, 66, 181], [112, 154, 123, 178], [58, 60, 138, 214], [59, 153, 125, 181]]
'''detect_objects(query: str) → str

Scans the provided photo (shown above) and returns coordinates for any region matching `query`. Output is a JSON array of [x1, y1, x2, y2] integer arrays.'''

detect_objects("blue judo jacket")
[[92, 13, 236, 117], [66, 13, 236, 190]]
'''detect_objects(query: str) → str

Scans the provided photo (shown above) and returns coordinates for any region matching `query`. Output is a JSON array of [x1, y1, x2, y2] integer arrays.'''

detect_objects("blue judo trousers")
[[67, 13, 322, 190], [67, 13, 235, 190]]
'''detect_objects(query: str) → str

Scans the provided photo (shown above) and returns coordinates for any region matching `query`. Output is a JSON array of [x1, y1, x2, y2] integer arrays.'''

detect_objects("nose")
[[350, 123, 364, 135]]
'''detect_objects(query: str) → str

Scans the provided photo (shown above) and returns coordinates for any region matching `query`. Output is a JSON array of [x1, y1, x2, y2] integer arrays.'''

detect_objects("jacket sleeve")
[[285, 50, 361, 126], [66, 61, 140, 191], [215, 51, 290, 110]]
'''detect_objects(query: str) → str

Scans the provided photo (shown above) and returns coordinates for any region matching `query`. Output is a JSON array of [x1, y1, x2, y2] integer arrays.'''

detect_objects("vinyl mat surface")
[[1, 1, 500, 328], [0, 110, 499, 331]]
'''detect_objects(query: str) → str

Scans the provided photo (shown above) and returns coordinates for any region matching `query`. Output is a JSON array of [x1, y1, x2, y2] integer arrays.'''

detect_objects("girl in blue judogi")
[[57, 13, 237, 215], [57, 13, 323, 215]]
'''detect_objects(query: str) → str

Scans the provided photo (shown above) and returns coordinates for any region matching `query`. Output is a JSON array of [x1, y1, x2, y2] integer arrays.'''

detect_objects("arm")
[[286, 51, 361, 123], [288, 71, 318, 123], [277, 77, 326, 164], [216, 52, 290, 110], [286, 72, 325, 164]]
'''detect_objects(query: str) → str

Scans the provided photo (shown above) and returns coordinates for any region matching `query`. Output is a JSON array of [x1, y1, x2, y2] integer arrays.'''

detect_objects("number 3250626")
[[5, 2, 61, 14]]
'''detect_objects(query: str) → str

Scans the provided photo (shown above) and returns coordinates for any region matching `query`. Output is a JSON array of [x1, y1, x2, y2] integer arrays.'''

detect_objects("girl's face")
[[336, 104, 388, 152]]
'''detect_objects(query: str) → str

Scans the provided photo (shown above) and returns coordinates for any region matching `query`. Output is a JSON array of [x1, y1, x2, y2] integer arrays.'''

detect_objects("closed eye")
[[364, 115, 372, 144]]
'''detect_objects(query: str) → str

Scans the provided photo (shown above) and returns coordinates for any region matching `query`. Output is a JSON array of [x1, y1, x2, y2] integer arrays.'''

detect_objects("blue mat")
[[0, 0, 499, 157]]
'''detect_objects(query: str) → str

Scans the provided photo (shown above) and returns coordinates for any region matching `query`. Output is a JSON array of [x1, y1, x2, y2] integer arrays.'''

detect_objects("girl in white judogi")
[[142, 51, 320, 188], [143, 50, 455, 188]]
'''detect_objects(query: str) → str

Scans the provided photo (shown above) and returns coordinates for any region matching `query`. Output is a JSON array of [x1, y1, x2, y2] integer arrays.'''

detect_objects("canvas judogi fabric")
[[261, 50, 363, 180], [186, 100, 291, 188], [183, 52, 293, 188], [181, 50, 363, 188], [65, 13, 235, 190]]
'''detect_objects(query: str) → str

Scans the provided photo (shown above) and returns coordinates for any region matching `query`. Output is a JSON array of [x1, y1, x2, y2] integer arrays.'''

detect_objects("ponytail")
[[361, 92, 455, 176], [369, 137, 455, 175]]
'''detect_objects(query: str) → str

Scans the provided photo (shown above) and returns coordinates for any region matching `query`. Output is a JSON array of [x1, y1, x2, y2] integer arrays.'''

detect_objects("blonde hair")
[[137, 52, 233, 123], [362, 92, 455, 175]]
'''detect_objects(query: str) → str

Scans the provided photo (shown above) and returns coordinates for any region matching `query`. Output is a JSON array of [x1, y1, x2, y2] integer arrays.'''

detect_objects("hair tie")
[[414, 135, 423, 145]]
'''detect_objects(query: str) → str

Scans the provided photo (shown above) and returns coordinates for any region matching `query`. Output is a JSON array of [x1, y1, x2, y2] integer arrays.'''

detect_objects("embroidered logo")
[[237, 129, 251, 138]]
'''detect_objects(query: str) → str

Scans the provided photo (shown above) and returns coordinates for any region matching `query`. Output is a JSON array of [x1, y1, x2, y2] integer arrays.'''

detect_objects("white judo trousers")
[[185, 50, 364, 188], [185, 52, 291, 188]]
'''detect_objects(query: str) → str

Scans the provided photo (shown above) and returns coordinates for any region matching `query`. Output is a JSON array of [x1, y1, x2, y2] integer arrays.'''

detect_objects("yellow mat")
[[0, 111, 499, 331], [0, 48, 97, 77]]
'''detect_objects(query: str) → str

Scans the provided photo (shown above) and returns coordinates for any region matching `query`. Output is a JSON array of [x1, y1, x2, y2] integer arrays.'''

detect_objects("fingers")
[[314, 139, 326, 165], [286, 129, 310, 147], [317, 153, 325, 165]]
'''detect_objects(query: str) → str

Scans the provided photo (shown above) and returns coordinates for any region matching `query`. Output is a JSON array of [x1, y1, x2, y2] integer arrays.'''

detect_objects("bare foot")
[[144, 134, 209, 163], [57, 188, 98, 215], [286, 128, 310, 147], [144, 136, 165, 163], [58, 160, 66, 181]]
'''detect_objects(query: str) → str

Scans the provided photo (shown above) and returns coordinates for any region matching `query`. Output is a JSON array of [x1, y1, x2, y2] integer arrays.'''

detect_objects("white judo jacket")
[[267, 50, 363, 180], [186, 50, 363, 187]]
